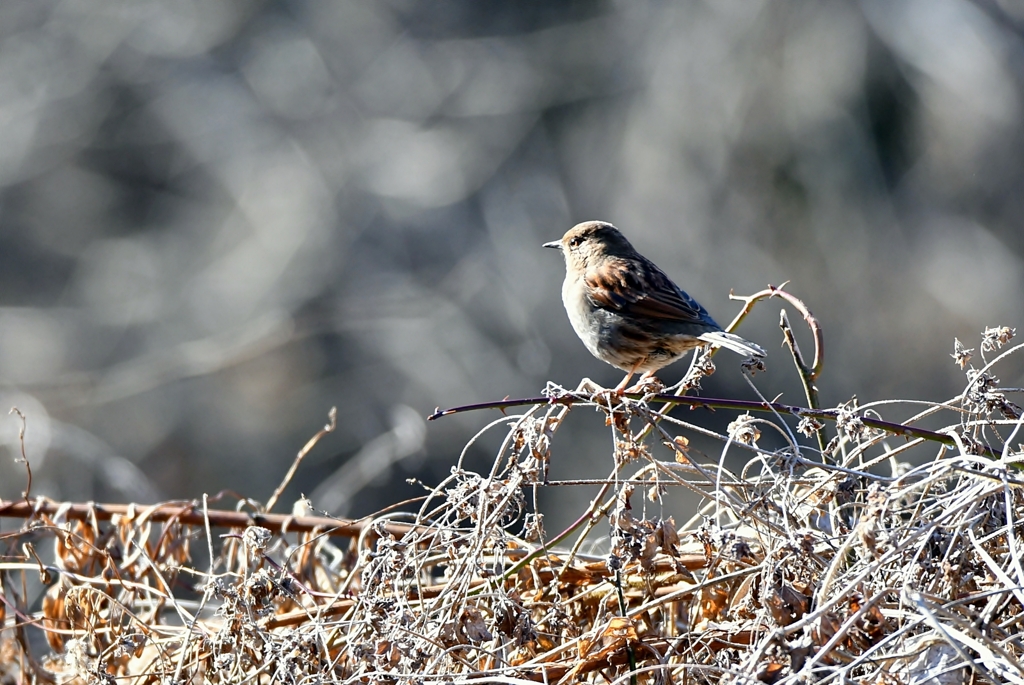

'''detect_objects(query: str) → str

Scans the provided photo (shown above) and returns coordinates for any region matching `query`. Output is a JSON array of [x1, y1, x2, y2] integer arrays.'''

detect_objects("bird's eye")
[[569, 236, 583, 248]]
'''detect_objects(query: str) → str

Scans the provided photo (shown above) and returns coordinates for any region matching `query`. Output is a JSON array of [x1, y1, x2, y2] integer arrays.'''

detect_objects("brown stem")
[[8, 407, 33, 502], [727, 283, 824, 382], [266, 407, 337, 513], [0, 498, 422, 540], [780, 309, 826, 453], [428, 393, 995, 458], [726, 284, 827, 452]]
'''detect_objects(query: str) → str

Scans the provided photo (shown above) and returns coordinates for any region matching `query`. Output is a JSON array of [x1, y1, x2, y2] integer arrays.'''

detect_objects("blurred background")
[[2, 0, 1023, 531]]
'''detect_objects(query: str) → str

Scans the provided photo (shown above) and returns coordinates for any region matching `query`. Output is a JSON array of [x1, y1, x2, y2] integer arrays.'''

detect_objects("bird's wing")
[[584, 256, 713, 325]]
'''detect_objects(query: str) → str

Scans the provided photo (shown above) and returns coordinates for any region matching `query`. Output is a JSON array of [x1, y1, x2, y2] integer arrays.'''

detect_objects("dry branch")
[[2, 311, 1023, 683], [0, 498, 417, 539]]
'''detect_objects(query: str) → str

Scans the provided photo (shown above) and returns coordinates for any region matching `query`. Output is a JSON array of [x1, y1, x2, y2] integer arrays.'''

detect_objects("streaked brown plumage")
[[544, 221, 764, 387]]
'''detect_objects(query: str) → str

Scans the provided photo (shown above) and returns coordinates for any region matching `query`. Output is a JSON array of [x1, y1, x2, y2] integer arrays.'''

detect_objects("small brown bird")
[[544, 221, 764, 389]]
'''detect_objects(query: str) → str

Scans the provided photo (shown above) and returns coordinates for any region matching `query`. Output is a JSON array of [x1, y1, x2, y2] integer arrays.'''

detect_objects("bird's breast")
[[561, 277, 604, 358], [560, 274, 706, 372]]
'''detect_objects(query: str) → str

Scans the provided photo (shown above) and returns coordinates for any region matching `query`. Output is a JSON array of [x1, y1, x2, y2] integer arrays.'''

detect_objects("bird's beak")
[[542, 240, 561, 250]]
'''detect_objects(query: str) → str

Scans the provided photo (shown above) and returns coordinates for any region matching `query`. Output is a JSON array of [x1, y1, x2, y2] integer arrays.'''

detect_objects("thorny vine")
[[1, 289, 1023, 684]]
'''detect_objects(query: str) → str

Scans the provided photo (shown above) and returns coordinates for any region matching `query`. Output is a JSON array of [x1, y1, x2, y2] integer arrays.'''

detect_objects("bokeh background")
[[2, 0, 1023, 531]]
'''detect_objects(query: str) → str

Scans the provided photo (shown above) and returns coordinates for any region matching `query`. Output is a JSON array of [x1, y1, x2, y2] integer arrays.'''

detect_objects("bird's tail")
[[699, 331, 766, 358]]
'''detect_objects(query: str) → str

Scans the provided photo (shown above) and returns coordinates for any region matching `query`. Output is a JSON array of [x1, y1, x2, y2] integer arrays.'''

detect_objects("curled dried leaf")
[[950, 338, 974, 369]]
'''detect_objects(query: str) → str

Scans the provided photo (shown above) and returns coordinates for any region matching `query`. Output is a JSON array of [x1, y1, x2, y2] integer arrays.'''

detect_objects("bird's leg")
[[625, 370, 663, 394], [614, 360, 645, 394], [622, 371, 661, 394]]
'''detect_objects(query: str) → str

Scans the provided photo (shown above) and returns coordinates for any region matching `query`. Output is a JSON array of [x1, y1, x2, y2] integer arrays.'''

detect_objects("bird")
[[544, 221, 764, 390]]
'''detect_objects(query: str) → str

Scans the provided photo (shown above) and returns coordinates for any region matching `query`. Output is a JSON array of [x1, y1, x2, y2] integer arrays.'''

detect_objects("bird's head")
[[543, 221, 635, 271]]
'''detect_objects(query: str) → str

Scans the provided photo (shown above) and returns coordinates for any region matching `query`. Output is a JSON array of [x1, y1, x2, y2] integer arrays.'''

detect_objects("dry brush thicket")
[[1, 289, 1024, 684]]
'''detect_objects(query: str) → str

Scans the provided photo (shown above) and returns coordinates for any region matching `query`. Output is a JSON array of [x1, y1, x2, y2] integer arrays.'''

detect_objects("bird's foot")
[[568, 378, 627, 406], [575, 378, 606, 394], [623, 373, 664, 396]]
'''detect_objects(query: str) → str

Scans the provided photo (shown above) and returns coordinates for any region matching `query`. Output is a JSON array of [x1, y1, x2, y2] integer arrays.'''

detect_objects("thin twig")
[[266, 406, 337, 513], [780, 309, 826, 453], [428, 392, 996, 457], [0, 497, 420, 539], [8, 407, 32, 501], [727, 283, 824, 380]]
